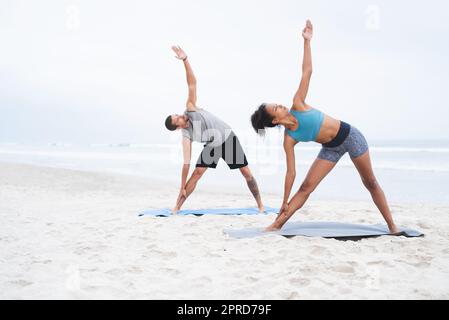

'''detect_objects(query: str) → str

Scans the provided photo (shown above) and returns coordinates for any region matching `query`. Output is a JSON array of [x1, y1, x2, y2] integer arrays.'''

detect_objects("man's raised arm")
[[172, 45, 197, 111]]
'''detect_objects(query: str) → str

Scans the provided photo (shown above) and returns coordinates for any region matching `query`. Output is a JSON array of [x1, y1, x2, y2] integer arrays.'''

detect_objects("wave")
[[241, 145, 449, 154], [5, 142, 449, 153], [334, 162, 449, 173], [107, 144, 449, 153], [370, 147, 449, 153], [254, 159, 449, 173], [2, 145, 449, 173]]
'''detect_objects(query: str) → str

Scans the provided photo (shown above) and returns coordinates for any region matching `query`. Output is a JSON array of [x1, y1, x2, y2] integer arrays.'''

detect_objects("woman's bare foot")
[[258, 205, 265, 213], [264, 222, 281, 232], [171, 207, 179, 215], [388, 224, 401, 234]]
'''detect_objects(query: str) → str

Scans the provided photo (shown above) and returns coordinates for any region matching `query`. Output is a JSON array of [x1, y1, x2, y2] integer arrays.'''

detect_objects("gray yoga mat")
[[224, 221, 424, 240]]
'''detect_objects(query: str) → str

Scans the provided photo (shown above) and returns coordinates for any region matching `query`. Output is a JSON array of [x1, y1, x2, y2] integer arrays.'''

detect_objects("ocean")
[[1, 140, 448, 205]]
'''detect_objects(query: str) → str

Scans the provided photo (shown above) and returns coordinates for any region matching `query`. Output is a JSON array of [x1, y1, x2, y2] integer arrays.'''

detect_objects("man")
[[165, 45, 264, 214]]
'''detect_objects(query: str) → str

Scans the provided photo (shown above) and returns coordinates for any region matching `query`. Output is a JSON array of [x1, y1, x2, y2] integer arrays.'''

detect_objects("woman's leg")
[[267, 158, 337, 230], [351, 151, 399, 233]]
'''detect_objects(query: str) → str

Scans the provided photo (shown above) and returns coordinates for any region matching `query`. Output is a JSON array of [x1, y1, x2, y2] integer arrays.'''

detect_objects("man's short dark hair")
[[165, 115, 177, 131]]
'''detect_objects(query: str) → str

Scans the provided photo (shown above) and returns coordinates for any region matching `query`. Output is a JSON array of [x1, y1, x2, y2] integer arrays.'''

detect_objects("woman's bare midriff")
[[315, 114, 341, 144]]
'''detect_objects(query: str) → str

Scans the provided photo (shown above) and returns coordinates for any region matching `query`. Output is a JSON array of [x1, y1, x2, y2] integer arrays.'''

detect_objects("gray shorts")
[[317, 126, 369, 163]]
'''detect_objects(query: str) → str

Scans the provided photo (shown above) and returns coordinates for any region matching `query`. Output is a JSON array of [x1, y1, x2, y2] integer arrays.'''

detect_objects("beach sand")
[[1, 162, 448, 299]]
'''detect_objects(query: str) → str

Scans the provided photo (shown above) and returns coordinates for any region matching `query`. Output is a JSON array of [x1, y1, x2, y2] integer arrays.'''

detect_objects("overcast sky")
[[1, 0, 449, 144]]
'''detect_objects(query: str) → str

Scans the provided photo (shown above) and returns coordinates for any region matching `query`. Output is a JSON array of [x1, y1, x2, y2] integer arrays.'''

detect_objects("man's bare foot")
[[258, 205, 265, 213], [171, 207, 179, 215]]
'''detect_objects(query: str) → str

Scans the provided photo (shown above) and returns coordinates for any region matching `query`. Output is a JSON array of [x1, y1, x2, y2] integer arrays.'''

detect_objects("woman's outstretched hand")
[[171, 45, 188, 61], [302, 19, 313, 41]]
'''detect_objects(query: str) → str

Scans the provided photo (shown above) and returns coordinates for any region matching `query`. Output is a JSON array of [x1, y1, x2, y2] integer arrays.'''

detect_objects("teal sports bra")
[[286, 108, 324, 142]]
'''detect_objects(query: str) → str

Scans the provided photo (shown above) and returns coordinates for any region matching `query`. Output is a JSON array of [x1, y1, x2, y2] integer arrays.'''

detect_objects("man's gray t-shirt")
[[182, 108, 232, 147]]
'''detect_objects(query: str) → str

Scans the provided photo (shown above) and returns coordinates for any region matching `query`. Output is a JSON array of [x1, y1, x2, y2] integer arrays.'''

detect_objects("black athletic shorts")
[[196, 131, 248, 169]]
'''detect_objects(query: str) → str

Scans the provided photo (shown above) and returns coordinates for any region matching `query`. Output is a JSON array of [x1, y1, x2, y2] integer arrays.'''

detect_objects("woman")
[[250, 20, 400, 234]]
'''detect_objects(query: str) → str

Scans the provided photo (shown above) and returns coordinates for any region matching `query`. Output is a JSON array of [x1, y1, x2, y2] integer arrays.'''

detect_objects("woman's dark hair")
[[250, 103, 276, 135]]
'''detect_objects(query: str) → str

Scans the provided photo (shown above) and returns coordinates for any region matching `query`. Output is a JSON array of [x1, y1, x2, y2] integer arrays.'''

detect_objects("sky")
[[1, 0, 449, 144]]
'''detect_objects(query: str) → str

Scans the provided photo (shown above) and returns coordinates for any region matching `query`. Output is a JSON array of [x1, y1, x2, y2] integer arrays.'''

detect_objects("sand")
[[1, 162, 448, 299]]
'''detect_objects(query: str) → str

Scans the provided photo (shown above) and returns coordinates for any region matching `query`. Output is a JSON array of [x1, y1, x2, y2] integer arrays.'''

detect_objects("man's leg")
[[174, 166, 208, 212], [239, 166, 264, 212], [222, 132, 264, 211]]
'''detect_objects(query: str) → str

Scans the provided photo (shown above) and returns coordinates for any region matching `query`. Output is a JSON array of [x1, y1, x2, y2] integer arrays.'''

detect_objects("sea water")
[[1, 140, 448, 205]]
